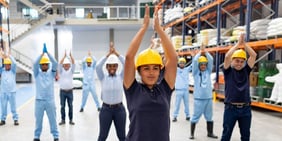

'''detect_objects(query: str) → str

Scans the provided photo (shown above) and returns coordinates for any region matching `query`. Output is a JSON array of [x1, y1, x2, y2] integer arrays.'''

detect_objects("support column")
[[215, 3, 222, 83], [54, 29, 59, 60], [110, 28, 114, 43]]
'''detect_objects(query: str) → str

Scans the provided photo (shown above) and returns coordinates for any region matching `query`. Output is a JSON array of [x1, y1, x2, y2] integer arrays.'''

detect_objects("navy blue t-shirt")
[[222, 65, 252, 103], [124, 79, 174, 141]]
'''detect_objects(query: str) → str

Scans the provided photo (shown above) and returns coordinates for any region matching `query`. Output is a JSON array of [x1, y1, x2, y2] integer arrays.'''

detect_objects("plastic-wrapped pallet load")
[[196, 29, 229, 46], [265, 63, 282, 103], [230, 26, 245, 42], [164, 4, 183, 24], [171, 35, 193, 50], [250, 19, 270, 39], [267, 18, 282, 37]]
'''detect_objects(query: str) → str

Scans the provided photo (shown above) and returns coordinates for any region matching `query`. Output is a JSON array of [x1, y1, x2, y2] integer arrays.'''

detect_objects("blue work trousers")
[[221, 104, 252, 141], [0, 92, 18, 121], [98, 104, 126, 141], [81, 84, 101, 109], [191, 99, 213, 123], [60, 89, 73, 121], [34, 100, 59, 139], [173, 89, 190, 118]]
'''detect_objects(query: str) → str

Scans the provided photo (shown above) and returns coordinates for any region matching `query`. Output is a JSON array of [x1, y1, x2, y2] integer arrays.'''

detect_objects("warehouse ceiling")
[[47, 0, 137, 6]]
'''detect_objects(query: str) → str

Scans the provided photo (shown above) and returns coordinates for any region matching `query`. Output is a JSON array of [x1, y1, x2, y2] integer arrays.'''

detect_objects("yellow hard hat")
[[86, 57, 92, 63], [3, 58, 12, 65], [231, 49, 247, 60], [136, 49, 163, 68], [39, 56, 50, 64], [178, 57, 186, 63], [198, 56, 208, 63]]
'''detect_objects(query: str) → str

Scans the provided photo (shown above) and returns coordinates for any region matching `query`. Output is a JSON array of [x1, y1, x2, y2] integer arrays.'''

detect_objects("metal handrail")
[[10, 48, 33, 68]]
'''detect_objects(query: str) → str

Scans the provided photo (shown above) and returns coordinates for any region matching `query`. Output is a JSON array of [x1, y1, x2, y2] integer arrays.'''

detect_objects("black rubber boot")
[[189, 123, 196, 139], [207, 121, 218, 139]]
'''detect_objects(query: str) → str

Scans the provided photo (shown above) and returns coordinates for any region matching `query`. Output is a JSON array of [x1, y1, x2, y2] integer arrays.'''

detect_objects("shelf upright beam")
[[215, 3, 222, 83], [0, 4, 3, 50], [269, 0, 279, 60], [7, 5, 10, 49], [182, 0, 186, 46], [171, 0, 175, 37], [271, 0, 279, 19], [245, 0, 252, 42], [197, 6, 201, 35], [162, 2, 166, 26], [222, 13, 226, 28], [239, 0, 245, 26]]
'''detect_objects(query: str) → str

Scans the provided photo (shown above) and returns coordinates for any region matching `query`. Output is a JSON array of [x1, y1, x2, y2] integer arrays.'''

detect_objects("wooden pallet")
[[263, 98, 282, 107], [263, 98, 276, 104], [251, 95, 260, 102]]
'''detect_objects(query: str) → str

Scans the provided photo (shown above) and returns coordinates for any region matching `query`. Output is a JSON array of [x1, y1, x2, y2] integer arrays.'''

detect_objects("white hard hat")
[[63, 58, 71, 64], [106, 54, 119, 64]]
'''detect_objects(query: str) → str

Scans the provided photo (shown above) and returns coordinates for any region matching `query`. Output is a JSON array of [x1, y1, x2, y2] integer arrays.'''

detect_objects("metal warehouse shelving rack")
[[0, 0, 10, 49], [156, 0, 282, 112]]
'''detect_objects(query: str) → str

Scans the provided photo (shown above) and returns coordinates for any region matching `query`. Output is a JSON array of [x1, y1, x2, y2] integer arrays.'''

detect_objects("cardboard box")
[[250, 72, 258, 87]]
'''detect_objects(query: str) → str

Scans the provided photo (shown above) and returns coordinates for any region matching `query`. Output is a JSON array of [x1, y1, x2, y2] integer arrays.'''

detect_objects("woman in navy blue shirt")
[[123, 5, 177, 141]]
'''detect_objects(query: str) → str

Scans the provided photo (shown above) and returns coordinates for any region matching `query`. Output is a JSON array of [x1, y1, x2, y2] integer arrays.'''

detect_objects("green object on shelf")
[[140, 2, 154, 18], [256, 86, 272, 101], [258, 60, 279, 87]]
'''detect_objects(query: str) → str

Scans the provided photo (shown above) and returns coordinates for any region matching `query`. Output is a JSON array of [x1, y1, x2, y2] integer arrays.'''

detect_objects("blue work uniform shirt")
[[82, 56, 96, 85], [33, 54, 58, 100], [192, 52, 213, 99], [96, 55, 125, 104], [175, 65, 192, 90], [0, 56, 17, 93]]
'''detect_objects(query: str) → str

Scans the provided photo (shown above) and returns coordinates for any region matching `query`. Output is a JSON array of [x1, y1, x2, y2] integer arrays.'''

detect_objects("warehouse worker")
[[123, 5, 177, 141], [221, 33, 257, 141], [58, 51, 75, 125], [0, 49, 19, 126], [80, 51, 101, 112], [172, 57, 192, 122], [33, 47, 59, 141], [96, 43, 126, 141], [190, 45, 217, 139]]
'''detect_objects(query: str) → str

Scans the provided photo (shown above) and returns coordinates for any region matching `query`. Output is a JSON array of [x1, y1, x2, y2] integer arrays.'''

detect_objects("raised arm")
[[91, 55, 97, 68], [9, 55, 17, 74], [154, 9, 178, 89], [205, 51, 213, 73], [69, 52, 75, 73], [245, 43, 257, 68], [33, 54, 42, 77], [123, 5, 150, 89], [192, 52, 201, 76], [224, 34, 243, 69], [59, 51, 67, 64], [47, 53, 58, 77], [96, 56, 107, 81]]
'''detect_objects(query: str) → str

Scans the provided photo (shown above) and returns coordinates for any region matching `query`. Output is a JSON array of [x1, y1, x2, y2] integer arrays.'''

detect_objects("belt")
[[60, 89, 73, 93], [102, 102, 122, 108], [228, 103, 250, 108]]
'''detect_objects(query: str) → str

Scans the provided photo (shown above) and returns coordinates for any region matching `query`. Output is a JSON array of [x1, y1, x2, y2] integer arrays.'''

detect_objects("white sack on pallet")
[[251, 19, 270, 26], [268, 17, 282, 25], [265, 63, 282, 103]]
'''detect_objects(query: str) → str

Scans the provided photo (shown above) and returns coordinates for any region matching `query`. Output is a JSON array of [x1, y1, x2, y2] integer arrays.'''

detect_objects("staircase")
[[8, 0, 65, 75], [11, 48, 33, 75]]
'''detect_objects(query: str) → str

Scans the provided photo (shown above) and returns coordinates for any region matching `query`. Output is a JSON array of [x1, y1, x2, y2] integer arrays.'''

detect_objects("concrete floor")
[[0, 82, 281, 141]]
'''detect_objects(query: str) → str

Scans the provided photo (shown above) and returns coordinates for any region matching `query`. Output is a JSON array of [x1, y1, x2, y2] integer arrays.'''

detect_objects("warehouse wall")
[[13, 25, 154, 73]]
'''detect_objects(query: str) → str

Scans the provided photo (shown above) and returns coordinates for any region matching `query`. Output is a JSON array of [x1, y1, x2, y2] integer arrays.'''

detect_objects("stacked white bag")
[[267, 18, 282, 37], [250, 19, 270, 39], [164, 4, 183, 24]]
